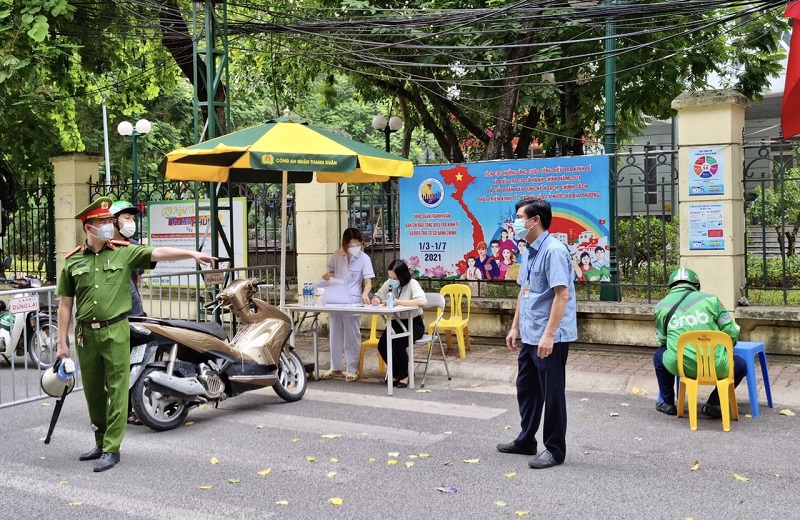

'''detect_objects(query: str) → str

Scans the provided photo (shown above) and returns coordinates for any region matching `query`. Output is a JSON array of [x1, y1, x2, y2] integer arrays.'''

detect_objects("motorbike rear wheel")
[[28, 320, 57, 370], [272, 350, 307, 402], [131, 366, 190, 431]]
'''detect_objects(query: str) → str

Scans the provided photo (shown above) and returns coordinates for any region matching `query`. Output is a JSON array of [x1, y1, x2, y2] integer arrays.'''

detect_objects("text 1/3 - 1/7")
[[419, 242, 447, 251]]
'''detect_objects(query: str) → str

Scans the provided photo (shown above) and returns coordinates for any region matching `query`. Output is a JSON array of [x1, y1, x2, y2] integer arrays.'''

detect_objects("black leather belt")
[[80, 314, 127, 330]]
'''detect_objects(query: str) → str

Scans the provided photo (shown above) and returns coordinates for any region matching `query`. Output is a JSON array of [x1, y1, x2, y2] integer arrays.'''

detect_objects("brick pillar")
[[51, 153, 101, 276], [671, 90, 749, 310]]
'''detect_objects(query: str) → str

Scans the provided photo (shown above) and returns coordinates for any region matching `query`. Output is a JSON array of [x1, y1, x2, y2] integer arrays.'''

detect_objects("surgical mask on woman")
[[89, 223, 115, 241], [347, 245, 361, 257], [512, 216, 532, 240], [388, 279, 400, 289], [119, 221, 136, 238]]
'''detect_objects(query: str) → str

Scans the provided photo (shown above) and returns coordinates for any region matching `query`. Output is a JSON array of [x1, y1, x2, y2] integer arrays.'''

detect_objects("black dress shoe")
[[78, 446, 103, 461], [93, 452, 120, 473], [656, 402, 677, 416], [496, 442, 537, 456], [396, 380, 409, 388], [701, 403, 722, 419], [528, 449, 563, 469]]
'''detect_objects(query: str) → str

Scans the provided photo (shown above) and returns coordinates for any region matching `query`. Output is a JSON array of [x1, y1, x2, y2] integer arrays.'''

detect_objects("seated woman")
[[370, 259, 427, 388]]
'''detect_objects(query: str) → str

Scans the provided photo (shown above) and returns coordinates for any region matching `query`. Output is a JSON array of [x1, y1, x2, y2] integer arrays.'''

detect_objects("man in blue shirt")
[[498, 198, 577, 469]]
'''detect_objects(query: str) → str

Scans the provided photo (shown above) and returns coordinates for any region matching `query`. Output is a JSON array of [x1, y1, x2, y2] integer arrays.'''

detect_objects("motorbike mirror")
[[2, 256, 10, 270]]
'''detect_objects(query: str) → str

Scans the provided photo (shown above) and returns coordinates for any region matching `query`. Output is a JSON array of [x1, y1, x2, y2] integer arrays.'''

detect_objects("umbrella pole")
[[279, 170, 288, 309]]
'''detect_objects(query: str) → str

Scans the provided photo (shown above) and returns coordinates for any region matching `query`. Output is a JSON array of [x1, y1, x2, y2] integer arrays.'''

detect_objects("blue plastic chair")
[[733, 341, 773, 417]]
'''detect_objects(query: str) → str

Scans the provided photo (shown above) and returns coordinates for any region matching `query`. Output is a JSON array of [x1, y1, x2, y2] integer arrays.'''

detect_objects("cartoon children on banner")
[[571, 246, 610, 282]]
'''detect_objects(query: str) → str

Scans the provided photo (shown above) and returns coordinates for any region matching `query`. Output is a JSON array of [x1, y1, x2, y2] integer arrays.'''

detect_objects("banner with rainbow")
[[399, 156, 611, 282]]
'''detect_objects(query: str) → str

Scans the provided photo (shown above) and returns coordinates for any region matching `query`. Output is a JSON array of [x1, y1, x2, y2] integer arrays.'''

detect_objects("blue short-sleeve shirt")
[[516, 230, 578, 345]]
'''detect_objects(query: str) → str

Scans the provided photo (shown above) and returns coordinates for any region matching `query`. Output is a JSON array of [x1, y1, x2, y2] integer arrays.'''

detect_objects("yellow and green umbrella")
[[161, 114, 414, 307]]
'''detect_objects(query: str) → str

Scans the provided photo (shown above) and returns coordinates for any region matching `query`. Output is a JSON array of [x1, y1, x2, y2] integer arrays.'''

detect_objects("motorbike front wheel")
[[272, 350, 307, 402], [29, 320, 57, 370], [131, 367, 190, 431]]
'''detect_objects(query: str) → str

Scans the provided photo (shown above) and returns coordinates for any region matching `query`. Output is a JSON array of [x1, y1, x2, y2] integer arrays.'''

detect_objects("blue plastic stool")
[[733, 341, 773, 417]]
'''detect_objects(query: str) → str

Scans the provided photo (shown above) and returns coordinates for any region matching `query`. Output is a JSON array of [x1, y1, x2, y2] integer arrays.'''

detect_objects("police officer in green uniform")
[[56, 197, 215, 472]]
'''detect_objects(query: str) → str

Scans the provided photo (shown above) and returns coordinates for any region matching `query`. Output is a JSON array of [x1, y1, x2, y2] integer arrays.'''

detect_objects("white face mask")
[[119, 221, 136, 238], [347, 245, 361, 257], [89, 223, 115, 241]]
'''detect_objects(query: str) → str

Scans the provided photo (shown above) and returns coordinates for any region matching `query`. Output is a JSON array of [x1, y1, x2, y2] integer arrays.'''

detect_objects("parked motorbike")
[[128, 277, 307, 431], [0, 259, 59, 370]]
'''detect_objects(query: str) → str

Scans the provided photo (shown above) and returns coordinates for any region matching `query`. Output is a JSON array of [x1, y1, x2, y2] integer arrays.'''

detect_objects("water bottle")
[[386, 290, 395, 309], [302, 283, 310, 305], [305, 283, 313, 306]]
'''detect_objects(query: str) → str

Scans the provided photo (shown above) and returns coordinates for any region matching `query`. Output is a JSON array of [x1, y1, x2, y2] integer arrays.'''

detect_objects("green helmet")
[[668, 267, 700, 288], [110, 200, 140, 216]]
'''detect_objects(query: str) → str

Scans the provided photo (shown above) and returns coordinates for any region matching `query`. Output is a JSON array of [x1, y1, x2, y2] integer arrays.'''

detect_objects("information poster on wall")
[[688, 203, 725, 251], [688, 148, 724, 196], [147, 198, 247, 286], [399, 156, 611, 282]]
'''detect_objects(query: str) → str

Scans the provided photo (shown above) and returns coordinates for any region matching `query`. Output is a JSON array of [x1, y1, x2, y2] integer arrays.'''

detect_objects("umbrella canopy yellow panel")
[[162, 116, 413, 183]]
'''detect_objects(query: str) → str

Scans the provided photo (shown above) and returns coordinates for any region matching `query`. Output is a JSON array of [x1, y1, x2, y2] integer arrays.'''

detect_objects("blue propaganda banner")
[[399, 156, 612, 282]]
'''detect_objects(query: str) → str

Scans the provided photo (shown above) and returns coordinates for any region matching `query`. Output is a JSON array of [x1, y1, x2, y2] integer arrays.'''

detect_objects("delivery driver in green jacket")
[[652, 267, 747, 419], [56, 197, 215, 472]]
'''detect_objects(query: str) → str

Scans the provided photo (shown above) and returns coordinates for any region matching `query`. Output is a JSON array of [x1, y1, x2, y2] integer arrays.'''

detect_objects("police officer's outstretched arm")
[[151, 247, 216, 266], [56, 296, 74, 360]]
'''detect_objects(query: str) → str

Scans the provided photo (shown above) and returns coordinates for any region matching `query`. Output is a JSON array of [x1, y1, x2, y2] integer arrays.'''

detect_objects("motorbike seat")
[[165, 320, 228, 341]]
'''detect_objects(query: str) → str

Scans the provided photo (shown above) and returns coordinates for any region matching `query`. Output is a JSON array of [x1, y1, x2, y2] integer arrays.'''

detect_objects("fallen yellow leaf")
[[631, 386, 640, 394], [38, 437, 46, 441], [369, 458, 376, 463], [227, 478, 240, 484], [620, 403, 630, 407], [444, 431, 452, 435], [306, 455, 315, 462], [463, 458, 480, 463], [609, 412, 619, 417], [733, 473, 749, 482], [68, 502, 85, 506], [580, 397, 589, 402], [388, 460, 398, 466], [515, 511, 530, 516], [257, 468, 271, 476], [197, 485, 212, 490], [634, 437, 643, 442], [185, 421, 195, 426], [405, 461, 414, 468], [330, 497, 343, 506], [255, 425, 264, 429], [418, 453, 430, 458], [59, 480, 68, 485], [416, 389, 431, 393], [291, 438, 300, 442], [276, 500, 288, 506], [503, 425, 512, 430], [42, 402, 51, 407], [330, 458, 339, 463], [779, 409, 796, 416], [327, 471, 337, 478], [690, 460, 700, 471], [388, 451, 400, 457], [470, 383, 481, 388], [505, 472, 517, 478], [321, 434, 341, 439], [408, 454, 418, 459], [495, 501, 508, 507], [443, 460, 453, 466], [209, 457, 219, 465]]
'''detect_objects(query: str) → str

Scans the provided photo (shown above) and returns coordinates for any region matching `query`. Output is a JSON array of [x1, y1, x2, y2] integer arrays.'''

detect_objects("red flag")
[[782, 1, 800, 138]]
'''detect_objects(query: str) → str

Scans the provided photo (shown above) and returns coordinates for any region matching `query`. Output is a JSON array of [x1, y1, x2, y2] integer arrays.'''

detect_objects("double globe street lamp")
[[117, 119, 151, 207], [371, 114, 404, 243]]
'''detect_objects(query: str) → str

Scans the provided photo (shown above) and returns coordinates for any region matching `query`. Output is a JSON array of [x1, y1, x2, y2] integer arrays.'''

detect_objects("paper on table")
[[319, 283, 355, 304]]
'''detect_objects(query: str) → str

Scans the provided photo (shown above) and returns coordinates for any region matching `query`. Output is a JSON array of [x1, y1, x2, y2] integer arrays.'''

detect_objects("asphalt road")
[[1, 375, 798, 519]]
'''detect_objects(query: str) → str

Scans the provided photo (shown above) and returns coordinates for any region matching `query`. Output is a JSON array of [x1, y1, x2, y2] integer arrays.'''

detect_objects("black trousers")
[[377, 315, 424, 379], [653, 345, 747, 406], [514, 342, 570, 463]]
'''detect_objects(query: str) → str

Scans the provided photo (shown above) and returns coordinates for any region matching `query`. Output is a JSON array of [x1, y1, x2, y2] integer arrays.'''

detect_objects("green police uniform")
[[56, 197, 154, 454]]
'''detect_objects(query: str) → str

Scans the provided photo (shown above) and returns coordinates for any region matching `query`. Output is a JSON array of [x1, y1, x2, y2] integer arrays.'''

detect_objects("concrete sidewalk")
[[293, 335, 800, 410]]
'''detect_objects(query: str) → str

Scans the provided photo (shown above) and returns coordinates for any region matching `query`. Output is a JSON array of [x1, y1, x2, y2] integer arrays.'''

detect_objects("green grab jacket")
[[654, 284, 740, 379]]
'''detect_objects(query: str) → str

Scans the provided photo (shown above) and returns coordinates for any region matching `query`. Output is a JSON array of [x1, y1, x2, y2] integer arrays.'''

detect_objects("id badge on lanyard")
[[522, 284, 531, 299]]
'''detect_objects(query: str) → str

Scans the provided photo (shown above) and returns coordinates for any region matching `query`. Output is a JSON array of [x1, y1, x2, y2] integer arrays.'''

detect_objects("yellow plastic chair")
[[676, 330, 739, 432], [433, 284, 472, 359], [358, 315, 386, 375]]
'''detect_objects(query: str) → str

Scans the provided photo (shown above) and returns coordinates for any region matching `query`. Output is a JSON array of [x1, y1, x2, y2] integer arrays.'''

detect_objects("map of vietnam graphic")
[[440, 164, 483, 247]]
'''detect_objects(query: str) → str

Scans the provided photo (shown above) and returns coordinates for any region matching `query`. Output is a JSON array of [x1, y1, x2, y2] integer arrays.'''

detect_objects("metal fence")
[[89, 178, 297, 280], [0, 180, 56, 282], [743, 138, 800, 305]]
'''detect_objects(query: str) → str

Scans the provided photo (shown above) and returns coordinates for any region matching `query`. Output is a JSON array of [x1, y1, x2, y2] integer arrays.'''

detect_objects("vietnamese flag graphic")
[[783, 0, 800, 139]]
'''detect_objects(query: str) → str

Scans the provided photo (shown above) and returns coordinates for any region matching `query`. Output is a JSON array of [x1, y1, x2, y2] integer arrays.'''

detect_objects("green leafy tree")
[[746, 168, 800, 257]]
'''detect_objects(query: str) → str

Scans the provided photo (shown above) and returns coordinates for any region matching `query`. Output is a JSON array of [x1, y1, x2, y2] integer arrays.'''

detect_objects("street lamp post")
[[371, 114, 404, 242], [117, 119, 152, 209]]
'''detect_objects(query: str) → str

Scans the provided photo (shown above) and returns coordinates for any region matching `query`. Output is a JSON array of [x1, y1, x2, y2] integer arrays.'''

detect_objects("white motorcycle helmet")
[[41, 358, 76, 398]]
